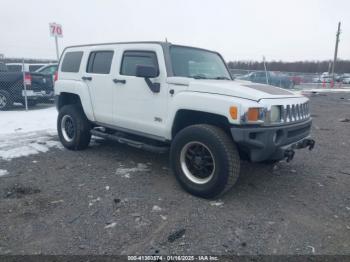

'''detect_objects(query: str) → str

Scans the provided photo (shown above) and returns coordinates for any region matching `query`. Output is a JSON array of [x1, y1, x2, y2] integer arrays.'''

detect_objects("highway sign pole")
[[55, 35, 60, 61], [50, 23, 63, 61]]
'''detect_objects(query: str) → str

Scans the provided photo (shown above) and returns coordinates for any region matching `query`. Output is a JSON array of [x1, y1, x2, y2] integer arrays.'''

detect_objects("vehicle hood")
[[167, 77, 301, 101]]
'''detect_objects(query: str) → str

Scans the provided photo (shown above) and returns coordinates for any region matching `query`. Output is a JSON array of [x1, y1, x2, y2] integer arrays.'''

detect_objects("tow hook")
[[307, 139, 315, 151], [284, 149, 295, 162]]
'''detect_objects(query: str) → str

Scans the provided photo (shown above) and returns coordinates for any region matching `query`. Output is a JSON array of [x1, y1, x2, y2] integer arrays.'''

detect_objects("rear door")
[[83, 50, 115, 124]]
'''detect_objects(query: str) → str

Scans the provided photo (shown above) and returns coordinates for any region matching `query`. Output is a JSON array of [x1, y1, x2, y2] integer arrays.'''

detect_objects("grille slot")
[[281, 102, 309, 123]]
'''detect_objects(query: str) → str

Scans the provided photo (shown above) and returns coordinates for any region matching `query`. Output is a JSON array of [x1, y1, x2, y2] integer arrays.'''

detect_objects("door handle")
[[113, 79, 126, 84], [82, 76, 92, 81]]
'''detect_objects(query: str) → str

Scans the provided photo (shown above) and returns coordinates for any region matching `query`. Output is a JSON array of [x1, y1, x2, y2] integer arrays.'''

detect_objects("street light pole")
[[331, 22, 341, 80]]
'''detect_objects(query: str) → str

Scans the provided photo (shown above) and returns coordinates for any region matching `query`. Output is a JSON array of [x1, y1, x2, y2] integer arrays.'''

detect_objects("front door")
[[113, 47, 168, 139]]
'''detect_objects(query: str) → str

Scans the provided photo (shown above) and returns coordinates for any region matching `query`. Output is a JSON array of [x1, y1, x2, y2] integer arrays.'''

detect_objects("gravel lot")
[[0, 93, 349, 255]]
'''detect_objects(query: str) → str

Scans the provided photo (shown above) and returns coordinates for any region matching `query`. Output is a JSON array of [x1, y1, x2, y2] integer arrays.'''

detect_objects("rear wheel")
[[0, 90, 13, 111], [170, 124, 240, 198], [57, 105, 91, 150]]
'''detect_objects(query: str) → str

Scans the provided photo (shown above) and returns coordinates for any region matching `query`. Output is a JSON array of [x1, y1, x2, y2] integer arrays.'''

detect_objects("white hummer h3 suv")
[[55, 42, 315, 198]]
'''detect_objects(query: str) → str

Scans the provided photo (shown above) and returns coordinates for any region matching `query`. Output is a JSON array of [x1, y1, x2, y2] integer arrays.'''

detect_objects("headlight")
[[270, 105, 282, 123], [241, 107, 265, 123]]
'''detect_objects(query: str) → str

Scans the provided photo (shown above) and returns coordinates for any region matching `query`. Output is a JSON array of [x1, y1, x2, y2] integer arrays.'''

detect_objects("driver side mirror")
[[135, 65, 160, 93], [136, 65, 158, 78]]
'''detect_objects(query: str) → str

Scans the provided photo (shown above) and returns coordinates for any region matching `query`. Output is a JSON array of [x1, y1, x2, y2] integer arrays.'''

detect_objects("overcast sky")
[[1, 0, 349, 61]]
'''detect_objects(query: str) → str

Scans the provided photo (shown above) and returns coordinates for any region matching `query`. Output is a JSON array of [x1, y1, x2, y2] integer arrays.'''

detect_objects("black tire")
[[57, 104, 91, 150], [170, 124, 240, 198], [0, 90, 13, 111]]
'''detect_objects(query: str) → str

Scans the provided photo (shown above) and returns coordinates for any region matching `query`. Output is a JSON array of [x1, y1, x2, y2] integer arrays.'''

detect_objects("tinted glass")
[[121, 51, 158, 76], [39, 65, 58, 74], [29, 65, 44, 72], [7, 65, 22, 72], [61, 51, 83, 72], [0, 63, 7, 72], [170, 46, 231, 79], [87, 51, 114, 74]]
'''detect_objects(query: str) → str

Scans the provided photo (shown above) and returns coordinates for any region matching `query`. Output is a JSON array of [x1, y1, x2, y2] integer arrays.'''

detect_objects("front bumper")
[[230, 119, 314, 162]]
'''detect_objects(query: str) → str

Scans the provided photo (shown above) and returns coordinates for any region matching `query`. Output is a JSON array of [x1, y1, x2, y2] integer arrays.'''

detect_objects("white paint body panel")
[[55, 43, 309, 141]]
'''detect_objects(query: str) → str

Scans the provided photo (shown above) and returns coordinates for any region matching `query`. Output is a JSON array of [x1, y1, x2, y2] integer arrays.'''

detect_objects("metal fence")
[[0, 58, 55, 111], [229, 68, 350, 89]]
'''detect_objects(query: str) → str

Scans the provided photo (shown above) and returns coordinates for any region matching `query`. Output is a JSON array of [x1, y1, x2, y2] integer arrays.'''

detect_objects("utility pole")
[[331, 22, 341, 80], [263, 56, 269, 85]]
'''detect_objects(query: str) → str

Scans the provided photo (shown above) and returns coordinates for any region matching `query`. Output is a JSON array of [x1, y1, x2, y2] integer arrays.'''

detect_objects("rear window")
[[86, 51, 114, 74], [61, 51, 83, 73], [29, 65, 44, 72], [7, 65, 22, 72], [38, 65, 57, 74], [120, 51, 158, 76]]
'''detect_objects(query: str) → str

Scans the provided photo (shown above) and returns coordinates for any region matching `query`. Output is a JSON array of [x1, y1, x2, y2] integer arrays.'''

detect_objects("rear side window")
[[61, 51, 83, 72], [120, 51, 158, 76], [7, 65, 22, 72], [86, 51, 114, 74]]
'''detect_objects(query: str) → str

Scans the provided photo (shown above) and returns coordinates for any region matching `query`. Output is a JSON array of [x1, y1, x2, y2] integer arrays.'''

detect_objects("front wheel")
[[57, 105, 91, 150], [170, 124, 240, 198]]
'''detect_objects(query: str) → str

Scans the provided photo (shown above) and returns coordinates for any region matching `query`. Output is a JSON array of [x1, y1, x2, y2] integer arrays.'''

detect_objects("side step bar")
[[91, 129, 169, 153]]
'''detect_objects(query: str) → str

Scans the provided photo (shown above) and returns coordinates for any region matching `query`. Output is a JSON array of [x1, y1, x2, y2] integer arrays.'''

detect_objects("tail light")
[[54, 71, 58, 82], [24, 73, 32, 86]]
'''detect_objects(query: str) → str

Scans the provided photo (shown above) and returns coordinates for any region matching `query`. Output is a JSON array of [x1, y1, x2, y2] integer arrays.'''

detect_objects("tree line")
[[227, 60, 350, 74]]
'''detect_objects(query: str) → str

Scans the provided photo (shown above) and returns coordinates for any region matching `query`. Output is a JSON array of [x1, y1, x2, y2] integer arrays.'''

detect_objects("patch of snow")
[[88, 197, 101, 207], [0, 131, 63, 161], [152, 205, 162, 212], [307, 245, 315, 254], [0, 106, 57, 135], [115, 163, 150, 177], [50, 199, 64, 204], [210, 201, 224, 207], [0, 169, 9, 177], [293, 88, 350, 95], [0, 106, 62, 161], [104, 222, 117, 229], [105, 186, 110, 191]]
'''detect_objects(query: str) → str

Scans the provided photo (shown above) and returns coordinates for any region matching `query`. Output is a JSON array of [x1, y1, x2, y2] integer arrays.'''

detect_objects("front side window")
[[170, 46, 231, 80], [86, 51, 114, 74], [120, 51, 158, 76], [61, 51, 83, 73]]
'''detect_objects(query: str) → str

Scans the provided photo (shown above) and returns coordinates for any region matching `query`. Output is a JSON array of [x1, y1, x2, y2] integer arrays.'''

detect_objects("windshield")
[[170, 46, 231, 80]]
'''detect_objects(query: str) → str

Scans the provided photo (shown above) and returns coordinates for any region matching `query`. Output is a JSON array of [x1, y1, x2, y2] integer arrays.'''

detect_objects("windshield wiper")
[[214, 76, 231, 80], [192, 75, 208, 79]]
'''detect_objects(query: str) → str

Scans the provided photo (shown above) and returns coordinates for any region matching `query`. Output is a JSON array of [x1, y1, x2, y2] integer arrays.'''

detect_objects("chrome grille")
[[281, 102, 310, 123]]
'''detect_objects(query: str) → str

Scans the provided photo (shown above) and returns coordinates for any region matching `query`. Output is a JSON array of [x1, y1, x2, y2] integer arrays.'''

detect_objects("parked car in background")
[[342, 74, 350, 84], [289, 75, 302, 85], [238, 71, 294, 89], [6, 63, 47, 72], [0, 64, 54, 110]]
